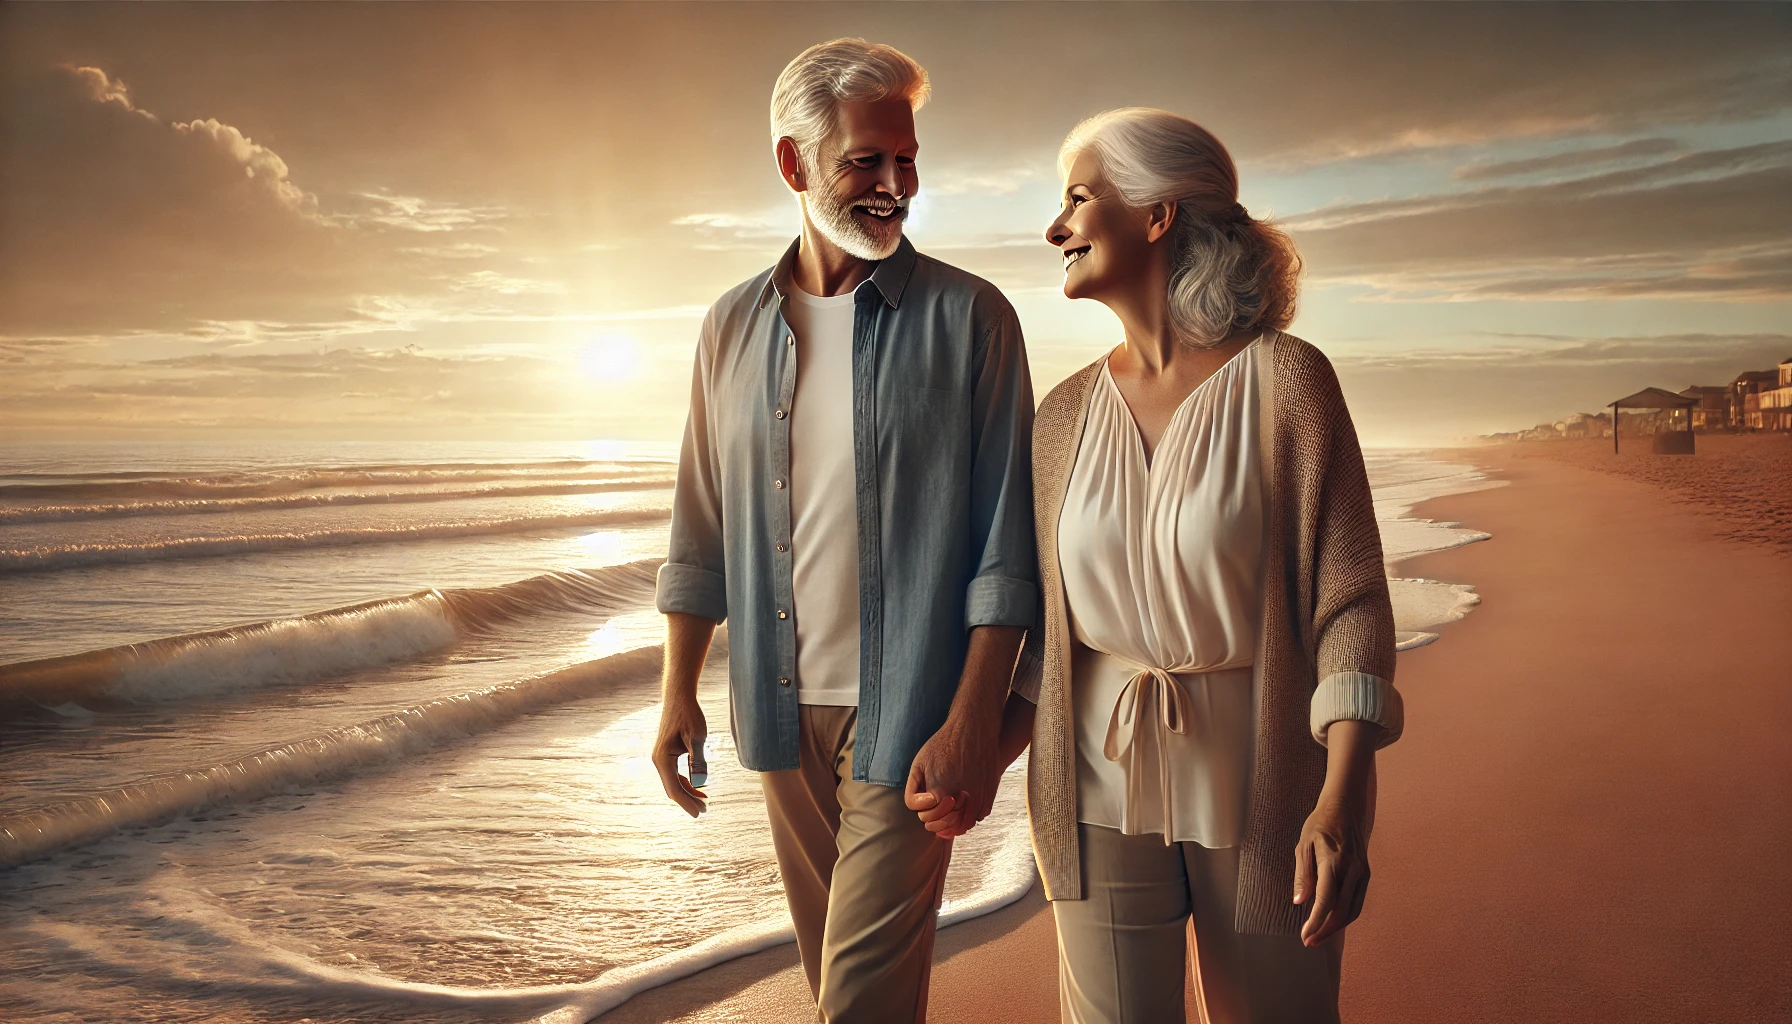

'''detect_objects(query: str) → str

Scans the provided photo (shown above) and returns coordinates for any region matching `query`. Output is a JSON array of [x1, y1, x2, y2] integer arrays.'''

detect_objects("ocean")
[[0, 440, 1494, 1023]]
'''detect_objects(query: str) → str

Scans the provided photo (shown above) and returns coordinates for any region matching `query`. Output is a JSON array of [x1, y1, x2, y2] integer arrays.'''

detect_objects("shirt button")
[[786, 335, 795, 346], [779, 677, 791, 687], [774, 409, 787, 419], [777, 609, 788, 619], [773, 478, 785, 489], [775, 543, 787, 553]]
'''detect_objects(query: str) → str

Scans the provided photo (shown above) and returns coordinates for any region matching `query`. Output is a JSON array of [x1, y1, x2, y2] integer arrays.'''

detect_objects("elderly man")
[[649, 37, 1036, 1024]]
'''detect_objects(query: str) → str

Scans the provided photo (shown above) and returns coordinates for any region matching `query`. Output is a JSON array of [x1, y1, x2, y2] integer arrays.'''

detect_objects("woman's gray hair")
[[1060, 108, 1302, 347], [770, 39, 930, 165]]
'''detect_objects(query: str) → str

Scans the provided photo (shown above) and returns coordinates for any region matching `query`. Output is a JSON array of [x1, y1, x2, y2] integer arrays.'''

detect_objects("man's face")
[[801, 97, 919, 260]]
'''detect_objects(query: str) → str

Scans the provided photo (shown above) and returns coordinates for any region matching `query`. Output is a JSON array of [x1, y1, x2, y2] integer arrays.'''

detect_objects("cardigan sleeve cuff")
[[655, 562, 728, 623], [964, 573, 1038, 630], [1310, 671, 1403, 748]]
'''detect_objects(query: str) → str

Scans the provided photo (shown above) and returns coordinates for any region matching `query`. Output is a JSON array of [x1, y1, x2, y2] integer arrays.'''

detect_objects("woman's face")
[[1045, 147, 1158, 302]]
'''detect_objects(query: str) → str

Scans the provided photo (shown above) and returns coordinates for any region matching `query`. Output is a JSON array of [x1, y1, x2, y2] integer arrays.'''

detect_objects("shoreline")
[[591, 441, 1791, 1022], [585, 447, 1508, 1024]]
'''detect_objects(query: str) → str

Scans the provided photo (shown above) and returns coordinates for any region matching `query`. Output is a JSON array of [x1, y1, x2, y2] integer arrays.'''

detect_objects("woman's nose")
[[1046, 220, 1071, 247]]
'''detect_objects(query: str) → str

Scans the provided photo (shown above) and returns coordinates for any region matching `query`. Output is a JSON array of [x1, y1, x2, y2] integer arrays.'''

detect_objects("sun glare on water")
[[576, 333, 642, 382]]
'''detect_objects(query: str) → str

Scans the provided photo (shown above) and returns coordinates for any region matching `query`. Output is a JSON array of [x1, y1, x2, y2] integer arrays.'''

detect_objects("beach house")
[[1678, 385, 1731, 431], [1757, 358, 1792, 432], [1728, 369, 1780, 431]]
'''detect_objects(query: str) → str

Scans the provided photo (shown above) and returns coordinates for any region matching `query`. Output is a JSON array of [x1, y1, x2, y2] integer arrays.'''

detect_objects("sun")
[[575, 333, 642, 382]]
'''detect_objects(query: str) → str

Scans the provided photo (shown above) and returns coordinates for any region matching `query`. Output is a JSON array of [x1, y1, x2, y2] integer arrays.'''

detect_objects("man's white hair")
[[769, 38, 930, 164]]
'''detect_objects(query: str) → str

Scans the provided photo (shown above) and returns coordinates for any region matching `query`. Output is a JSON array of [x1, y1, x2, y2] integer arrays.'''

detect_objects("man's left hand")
[[904, 713, 1000, 840]]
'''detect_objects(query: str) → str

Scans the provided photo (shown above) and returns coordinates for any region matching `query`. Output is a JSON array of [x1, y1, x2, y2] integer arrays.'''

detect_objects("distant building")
[[1729, 370, 1779, 431], [1760, 357, 1792, 432], [1493, 358, 1792, 441], [1679, 385, 1730, 430], [1555, 411, 1611, 439]]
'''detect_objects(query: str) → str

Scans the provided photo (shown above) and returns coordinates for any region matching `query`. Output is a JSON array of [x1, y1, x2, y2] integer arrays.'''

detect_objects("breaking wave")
[[0, 477, 676, 525], [0, 560, 661, 709], [0, 508, 670, 574], [0, 645, 666, 871]]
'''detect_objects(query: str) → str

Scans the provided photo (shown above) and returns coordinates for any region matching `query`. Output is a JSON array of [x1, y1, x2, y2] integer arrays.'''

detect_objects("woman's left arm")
[[1293, 341, 1404, 946], [1294, 718, 1381, 946]]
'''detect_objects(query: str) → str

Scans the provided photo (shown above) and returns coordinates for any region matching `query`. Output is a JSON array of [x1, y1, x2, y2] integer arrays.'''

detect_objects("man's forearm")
[[662, 612, 718, 702], [996, 691, 1036, 768], [948, 624, 1026, 729]]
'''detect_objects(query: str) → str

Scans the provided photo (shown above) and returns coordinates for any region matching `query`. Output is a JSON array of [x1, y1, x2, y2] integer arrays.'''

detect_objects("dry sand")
[[1508, 433, 1792, 553], [597, 442, 1792, 1023]]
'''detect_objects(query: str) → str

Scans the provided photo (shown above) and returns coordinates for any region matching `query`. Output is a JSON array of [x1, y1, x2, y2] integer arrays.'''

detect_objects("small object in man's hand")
[[686, 745, 708, 789]]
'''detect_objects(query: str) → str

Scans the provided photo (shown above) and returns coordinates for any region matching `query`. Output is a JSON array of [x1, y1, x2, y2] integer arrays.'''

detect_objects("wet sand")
[[596, 443, 1792, 1023]]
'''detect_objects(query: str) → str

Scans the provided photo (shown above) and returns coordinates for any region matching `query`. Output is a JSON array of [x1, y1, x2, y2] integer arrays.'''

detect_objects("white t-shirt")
[[785, 283, 862, 706]]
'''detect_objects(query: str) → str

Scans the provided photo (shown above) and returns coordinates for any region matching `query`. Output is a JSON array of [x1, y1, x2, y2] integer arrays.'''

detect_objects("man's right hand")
[[652, 695, 709, 817], [653, 612, 718, 818]]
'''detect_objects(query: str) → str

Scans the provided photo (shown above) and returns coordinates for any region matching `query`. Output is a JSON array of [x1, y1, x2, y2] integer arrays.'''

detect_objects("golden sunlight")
[[575, 333, 642, 383]]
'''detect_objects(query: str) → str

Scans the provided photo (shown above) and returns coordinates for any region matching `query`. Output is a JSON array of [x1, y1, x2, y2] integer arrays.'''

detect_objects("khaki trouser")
[[1054, 822, 1344, 1024], [759, 705, 954, 1024]]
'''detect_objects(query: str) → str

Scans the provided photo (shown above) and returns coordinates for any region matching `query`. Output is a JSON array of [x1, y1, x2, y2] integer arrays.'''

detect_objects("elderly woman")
[[1000, 108, 1404, 1022]]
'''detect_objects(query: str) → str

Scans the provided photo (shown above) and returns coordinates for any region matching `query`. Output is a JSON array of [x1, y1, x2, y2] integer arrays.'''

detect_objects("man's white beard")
[[803, 176, 907, 261]]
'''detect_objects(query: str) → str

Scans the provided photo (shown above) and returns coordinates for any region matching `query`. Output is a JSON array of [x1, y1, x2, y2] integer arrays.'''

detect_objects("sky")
[[3, 2, 1790, 446]]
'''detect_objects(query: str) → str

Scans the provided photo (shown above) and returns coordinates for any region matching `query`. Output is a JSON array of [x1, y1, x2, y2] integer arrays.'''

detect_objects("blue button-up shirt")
[[656, 235, 1038, 786]]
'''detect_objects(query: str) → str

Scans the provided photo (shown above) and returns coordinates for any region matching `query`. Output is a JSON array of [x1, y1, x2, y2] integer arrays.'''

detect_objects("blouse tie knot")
[[1102, 664, 1194, 843]]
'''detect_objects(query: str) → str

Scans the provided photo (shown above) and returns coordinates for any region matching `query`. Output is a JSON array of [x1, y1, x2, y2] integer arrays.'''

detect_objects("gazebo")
[[1610, 387, 1698, 454]]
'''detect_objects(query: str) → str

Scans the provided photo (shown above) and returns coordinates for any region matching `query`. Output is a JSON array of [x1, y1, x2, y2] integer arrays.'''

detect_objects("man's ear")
[[775, 137, 807, 193], [1145, 200, 1178, 244]]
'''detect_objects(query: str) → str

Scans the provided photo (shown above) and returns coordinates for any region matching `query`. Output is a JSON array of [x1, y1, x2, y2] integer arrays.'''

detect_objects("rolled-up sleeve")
[[963, 299, 1038, 631], [1311, 669, 1404, 746], [656, 318, 730, 624], [1305, 346, 1402, 749]]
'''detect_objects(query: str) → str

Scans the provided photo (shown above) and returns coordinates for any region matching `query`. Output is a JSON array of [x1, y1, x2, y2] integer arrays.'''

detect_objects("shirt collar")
[[757, 234, 918, 310]]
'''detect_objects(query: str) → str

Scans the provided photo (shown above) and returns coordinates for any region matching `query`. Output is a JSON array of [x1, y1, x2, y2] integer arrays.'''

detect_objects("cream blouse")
[[1057, 338, 1264, 847]]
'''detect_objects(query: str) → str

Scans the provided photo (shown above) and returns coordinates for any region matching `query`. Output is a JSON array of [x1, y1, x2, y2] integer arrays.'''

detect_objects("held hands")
[[651, 694, 709, 817], [904, 713, 1000, 840]]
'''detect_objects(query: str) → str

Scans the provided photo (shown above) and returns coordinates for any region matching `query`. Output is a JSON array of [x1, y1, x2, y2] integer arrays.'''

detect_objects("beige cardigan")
[[1013, 329, 1402, 936]]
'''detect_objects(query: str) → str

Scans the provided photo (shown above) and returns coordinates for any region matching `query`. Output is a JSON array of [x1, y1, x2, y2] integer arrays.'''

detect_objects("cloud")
[[1288, 142, 1792, 300], [61, 64, 158, 121], [346, 191, 508, 232], [926, 165, 1041, 197], [0, 343, 686, 439], [1452, 138, 1686, 181], [0, 63, 549, 339], [173, 116, 317, 214]]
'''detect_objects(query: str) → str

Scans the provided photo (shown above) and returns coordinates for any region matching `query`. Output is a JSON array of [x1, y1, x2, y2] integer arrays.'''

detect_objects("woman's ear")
[[1145, 199, 1178, 244]]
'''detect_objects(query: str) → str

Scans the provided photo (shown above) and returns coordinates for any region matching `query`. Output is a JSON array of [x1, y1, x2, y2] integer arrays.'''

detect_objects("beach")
[[600, 439, 1792, 1023]]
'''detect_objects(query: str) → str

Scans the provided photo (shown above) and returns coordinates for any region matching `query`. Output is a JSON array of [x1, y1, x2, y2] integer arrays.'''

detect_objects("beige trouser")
[[1054, 822, 1344, 1024], [759, 704, 954, 1024]]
